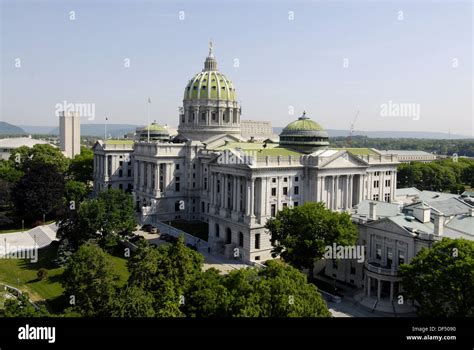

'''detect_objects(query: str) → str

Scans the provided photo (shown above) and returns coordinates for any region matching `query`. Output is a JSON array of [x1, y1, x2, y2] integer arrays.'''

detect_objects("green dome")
[[184, 71, 236, 101], [284, 118, 324, 131], [143, 122, 166, 132], [280, 112, 329, 153], [138, 122, 169, 141]]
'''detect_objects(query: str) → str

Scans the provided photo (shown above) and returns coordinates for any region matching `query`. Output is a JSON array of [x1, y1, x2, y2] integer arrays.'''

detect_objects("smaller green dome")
[[143, 122, 167, 132], [279, 112, 329, 153], [138, 121, 169, 142]]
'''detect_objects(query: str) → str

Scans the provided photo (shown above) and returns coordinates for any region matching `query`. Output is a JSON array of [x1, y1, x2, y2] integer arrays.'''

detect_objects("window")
[[176, 164, 180, 170], [295, 176, 299, 182], [283, 187, 288, 195], [127, 169, 131, 177], [255, 234, 260, 249], [271, 204, 276, 217], [119, 184, 123, 190], [387, 247, 393, 267], [373, 194, 379, 201], [350, 263, 356, 275], [217, 180, 221, 193], [215, 224, 220, 238], [175, 201, 181, 212], [192, 173, 195, 179], [204, 177, 208, 190], [271, 188, 276, 196], [332, 259, 338, 269], [384, 193, 390, 202], [398, 251, 405, 265], [119, 161, 123, 166], [175, 182, 180, 192], [175, 176, 180, 181], [376, 244, 382, 260], [239, 232, 244, 247], [255, 256, 260, 261], [201, 202, 205, 212], [294, 186, 299, 195], [374, 171, 380, 176], [294, 202, 299, 207], [272, 178, 276, 183], [283, 177, 288, 182], [119, 170, 123, 177], [385, 179, 391, 187], [374, 180, 379, 188], [212, 113, 216, 121], [282, 203, 287, 208], [385, 171, 391, 175]]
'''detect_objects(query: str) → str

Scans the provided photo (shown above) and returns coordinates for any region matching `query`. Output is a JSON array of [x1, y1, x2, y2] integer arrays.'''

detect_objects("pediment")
[[319, 151, 369, 169]]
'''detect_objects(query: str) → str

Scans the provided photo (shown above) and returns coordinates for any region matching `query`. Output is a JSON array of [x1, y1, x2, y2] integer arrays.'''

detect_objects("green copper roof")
[[143, 122, 167, 132], [184, 71, 236, 101], [105, 140, 134, 145], [284, 118, 324, 131]]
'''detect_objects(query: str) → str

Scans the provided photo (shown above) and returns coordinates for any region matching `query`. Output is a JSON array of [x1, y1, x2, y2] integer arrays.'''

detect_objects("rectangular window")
[[272, 178, 276, 183], [374, 180, 379, 188], [374, 171, 380, 176], [385, 179, 391, 187], [376, 244, 382, 260], [176, 164, 180, 170], [384, 193, 390, 202], [294, 186, 299, 195], [271, 188, 276, 196], [385, 171, 391, 175], [294, 202, 299, 207], [255, 234, 260, 249], [283, 187, 288, 196], [204, 177, 208, 190], [175, 182, 180, 192], [387, 247, 393, 267], [398, 251, 405, 265], [119, 170, 123, 177], [127, 169, 131, 177], [283, 177, 288, 182], [350, 263, 356, 275], [271, 204, 276, 217], [119, 161, 123, 166], [294, 176, 299, 182], [373, 194, 379, 201]]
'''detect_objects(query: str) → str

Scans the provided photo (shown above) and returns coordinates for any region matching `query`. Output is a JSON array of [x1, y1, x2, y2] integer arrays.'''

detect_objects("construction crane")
[[347, 110, 359, 148]]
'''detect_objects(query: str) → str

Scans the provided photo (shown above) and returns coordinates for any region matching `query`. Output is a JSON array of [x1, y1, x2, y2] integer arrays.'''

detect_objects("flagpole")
[[104, 117, 108, 140], [147, 97, 151, 142]]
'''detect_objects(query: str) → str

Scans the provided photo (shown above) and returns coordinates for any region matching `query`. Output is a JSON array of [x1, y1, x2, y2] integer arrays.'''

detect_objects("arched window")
[[226, 228, 232, 244], [215, 223, 220, 238], [239, 232, 244, 247]]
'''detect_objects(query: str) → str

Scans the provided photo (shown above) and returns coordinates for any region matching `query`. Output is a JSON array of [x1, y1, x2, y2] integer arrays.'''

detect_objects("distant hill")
[[20, 124, 139, 137], [0, 122, 26, 135], [273, 128, 471, 140]]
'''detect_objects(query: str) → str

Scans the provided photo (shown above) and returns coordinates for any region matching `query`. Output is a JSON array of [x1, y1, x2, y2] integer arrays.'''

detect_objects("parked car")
[[141, 224, 157, 233]]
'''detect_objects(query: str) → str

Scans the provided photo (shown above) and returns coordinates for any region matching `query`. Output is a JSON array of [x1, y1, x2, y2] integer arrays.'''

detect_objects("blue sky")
[[0, 0, 472, 136]]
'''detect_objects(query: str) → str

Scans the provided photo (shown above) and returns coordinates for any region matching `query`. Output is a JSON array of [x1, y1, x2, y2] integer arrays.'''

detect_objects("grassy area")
[[0, 219, 56, 234], [0, 243, 130, 312], [169, 220, 209, 241]]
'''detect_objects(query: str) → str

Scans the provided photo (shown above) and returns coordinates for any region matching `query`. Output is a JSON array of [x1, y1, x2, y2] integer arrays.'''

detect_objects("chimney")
[[369, 202, 377, 221], [433, 213, 444, 236]]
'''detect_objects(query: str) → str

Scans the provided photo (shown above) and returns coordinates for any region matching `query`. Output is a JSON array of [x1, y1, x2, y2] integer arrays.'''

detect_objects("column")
[[233, 176, 238, 211], [246, 180, 251, 216], [139, 161, 145, 190], [333, 176, 339, 210], [154, 163, 159, 194], [348, 175, 353, 208], [389, 282, 394, 302], [359, 175, 364, 203], [220, 174, 225, 208], [250, 178, 255, 217], [377, 279, 381, 301], [260, 177, 267, 219]]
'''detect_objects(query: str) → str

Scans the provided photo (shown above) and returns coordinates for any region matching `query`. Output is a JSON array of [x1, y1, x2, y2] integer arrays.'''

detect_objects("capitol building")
[[93, 44, 399, 263]]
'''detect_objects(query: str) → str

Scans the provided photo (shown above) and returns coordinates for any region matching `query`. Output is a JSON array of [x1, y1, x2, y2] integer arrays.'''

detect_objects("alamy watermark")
[[54, 100, 96, 120], [217, 149, 256, 165], [0, 244, 38, 263], [324, 243, 365, 263], [380, 100, 420, 121]]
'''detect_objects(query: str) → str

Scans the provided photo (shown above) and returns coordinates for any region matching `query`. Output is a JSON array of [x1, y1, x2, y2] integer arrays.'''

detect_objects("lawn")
[[0, 243, 130, 312], [169, 220, 209, 241]]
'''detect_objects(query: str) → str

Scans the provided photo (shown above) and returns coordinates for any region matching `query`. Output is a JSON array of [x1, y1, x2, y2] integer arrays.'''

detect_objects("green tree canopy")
[[265, 202, 358, 277], [69, 147, 94, 183], [10, 144, 69, 174], [399, 238, 474, 317], [62, 244, 120, 316]]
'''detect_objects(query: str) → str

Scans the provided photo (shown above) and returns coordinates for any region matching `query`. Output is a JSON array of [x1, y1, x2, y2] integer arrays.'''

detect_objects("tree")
[[399, 238, 474, 317], [13, 162, 65, 219], [69, 147, 94, 183], [57, 188, 136, 248], [0, 293, 49, 317], [110, 285, 155, 317], [64, 180, 89, 204], [62, 244, 120, 316], [10, 144, 69, 174], [265, 202, 358, 278], [183, 268, 231, 317]]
